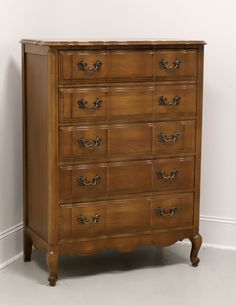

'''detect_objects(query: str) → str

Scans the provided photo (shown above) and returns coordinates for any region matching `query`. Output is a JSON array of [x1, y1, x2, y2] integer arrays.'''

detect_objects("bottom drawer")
[[60, 203, 107, 239], [151, 193, 194, 229], [59, 193, 193, 240]]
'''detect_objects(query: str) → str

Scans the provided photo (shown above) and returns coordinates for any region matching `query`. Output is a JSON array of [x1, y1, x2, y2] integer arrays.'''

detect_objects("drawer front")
[[108, 51, 154, 80], [59, 164, 107, 201], [155, 84, 197, 117], [59, 193, 193, 240], [108, 161, 152, 194], [60, 51, 108, 82], [107, 198, 151, 235], [59, 123, 153, 160], [59, 50, 154, 82], [109, 124, 153, 155], [59, 158, 194, 202], [156, 50, 198, 80], [153, 157, 195, 191], [108, 87, 154, 118], [151, 193, 194, 229], [59, 161, 152, 202], [155, 120, 196, 155], [59, 85, 196, 122], [59, 126, 108, 160], [59, 88, 107, 121], [59, 203, 107, 239]]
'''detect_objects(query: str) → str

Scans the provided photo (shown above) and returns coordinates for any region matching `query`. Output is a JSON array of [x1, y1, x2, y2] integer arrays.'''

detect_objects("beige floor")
[[0, 243, 235, 305]]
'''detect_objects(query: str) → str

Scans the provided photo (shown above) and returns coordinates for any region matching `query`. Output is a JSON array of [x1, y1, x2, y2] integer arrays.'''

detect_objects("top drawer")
[[59, 49, 198, 83], [156, 50, 198, 80]]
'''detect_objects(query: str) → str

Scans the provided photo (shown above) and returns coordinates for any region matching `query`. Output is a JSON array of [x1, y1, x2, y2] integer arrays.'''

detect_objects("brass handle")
[[159, 96, 181, 106], [78, 137, 102, 150], [155, 206, 177, 217], [78, 60, 102, 72], [78, 98, 102, 112], [156, 169, 178, 180], [77, 175, 101, 186], [77, 213, 100, 225], [159, 59, 181, 71], [158, 131, 179, 143]]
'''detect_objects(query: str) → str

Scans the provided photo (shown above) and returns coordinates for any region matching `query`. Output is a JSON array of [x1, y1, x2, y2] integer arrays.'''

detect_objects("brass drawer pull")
[[78, 98, 102, 112], [155, 206, 177, 217], [78, 60, 102, 72], [78, 136, 102, 150], [77, 213, 100, 225], [159, 59, 181, 71], [156, 169, 178, 180], [158, 131, 179, 143], [77, 175, 101, 186], [159, 96, 181, 106]]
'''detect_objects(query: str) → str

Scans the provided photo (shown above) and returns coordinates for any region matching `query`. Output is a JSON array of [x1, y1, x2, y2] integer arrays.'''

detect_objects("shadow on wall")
[[0, 56, 23, 232]]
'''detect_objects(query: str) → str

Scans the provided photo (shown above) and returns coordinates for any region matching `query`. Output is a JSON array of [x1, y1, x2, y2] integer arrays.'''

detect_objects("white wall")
[[1, 0, 236, 266]]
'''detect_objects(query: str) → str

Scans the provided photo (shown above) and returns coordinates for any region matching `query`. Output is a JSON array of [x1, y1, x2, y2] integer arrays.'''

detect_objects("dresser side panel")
[[25, 53, 49, 241], [193, 45, 204, 234]]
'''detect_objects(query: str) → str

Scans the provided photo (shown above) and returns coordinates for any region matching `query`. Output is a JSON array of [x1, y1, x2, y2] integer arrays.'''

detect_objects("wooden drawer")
[[59, 50, 154, 82], [59, 85, 197, 122], [155, 120, 196, 155], [153, 157, 195, 191], [59, 202, 107, 239], [156, 50, 198, 80], [151, 193, 194, 229], [155, 84, 197, 117], [59, 121, 194, 160], [59, 161, 152, 202], [59, 158, 193, 202], [59, 123, 153, 161], [107, 198, 151, 235], [59, 193, 193, 240]]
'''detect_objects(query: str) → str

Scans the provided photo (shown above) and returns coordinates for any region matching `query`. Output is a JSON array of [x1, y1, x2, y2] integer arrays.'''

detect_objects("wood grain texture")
[[58, 121, 195, 161], [25, 53, 49, 241], [156, 50, 198, 80], [153, 157, 195, 191], [58, 84, 197, 123], [155, 120, 196, 155], [59, 194, 193, 241], [59, 228, 193, 256], [21, 39, 206, 47], [151, 193, 194, 229]]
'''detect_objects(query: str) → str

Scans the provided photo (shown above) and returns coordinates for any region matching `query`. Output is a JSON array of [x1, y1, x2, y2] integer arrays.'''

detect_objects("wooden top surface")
[[21, 39, 206, 47]]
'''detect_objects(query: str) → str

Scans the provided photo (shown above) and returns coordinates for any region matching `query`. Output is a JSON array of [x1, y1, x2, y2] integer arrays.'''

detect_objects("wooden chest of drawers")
[[21, 39, 205, 286]]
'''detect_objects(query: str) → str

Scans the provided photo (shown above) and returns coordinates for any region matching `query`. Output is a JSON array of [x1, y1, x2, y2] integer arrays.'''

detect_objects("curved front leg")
[[46, 250, 58, 286], [190, 233, 202, 267]]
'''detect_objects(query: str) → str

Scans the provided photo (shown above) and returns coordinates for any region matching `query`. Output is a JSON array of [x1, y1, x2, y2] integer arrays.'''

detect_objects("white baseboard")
[[199, 215, 236, 250], [0, 215, 235, 269], [0, 223, 23, 269], [0, 252, 23, 270]]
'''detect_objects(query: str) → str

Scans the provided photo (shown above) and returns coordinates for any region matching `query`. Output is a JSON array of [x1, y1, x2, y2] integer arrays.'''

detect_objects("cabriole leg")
[[190, 233, 202, 267], [46, 250, 58, 286]]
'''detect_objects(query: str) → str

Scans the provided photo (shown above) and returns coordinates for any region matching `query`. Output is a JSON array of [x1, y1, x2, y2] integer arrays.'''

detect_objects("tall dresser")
[[21, 39, 205, 286]]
